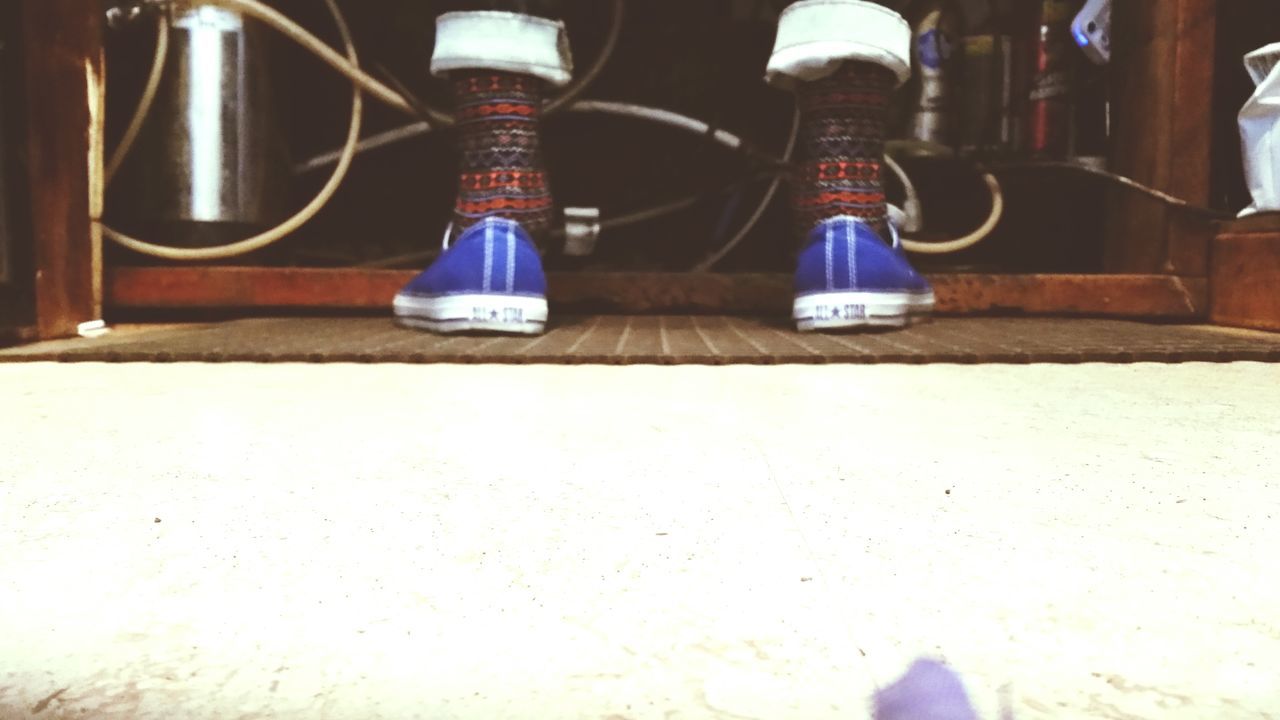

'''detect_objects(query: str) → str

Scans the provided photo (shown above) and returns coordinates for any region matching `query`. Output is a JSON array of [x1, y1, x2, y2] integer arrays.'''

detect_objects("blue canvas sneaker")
[[394, 217, 548, 335], [793, 215, 935, 332]]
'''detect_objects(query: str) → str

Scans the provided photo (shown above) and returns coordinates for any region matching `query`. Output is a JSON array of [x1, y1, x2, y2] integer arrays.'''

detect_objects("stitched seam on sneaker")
[[825, 221, 835, 291], [506, 225, 517, 293], [847, 220, 857, 289], [484, 221, 494, 293]]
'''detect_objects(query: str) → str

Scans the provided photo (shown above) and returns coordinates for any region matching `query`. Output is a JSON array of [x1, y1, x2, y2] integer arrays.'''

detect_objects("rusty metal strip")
[[107, 268, 1209, 319]]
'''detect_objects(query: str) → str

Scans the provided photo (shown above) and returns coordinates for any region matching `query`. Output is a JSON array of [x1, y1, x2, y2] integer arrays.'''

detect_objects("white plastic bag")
[[1239, 43, 1280, 217]]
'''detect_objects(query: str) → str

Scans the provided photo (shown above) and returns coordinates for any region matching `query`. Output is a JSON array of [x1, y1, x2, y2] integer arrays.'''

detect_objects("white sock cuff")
[[431, 11, 574, 88], [766, 0, 912, 90]]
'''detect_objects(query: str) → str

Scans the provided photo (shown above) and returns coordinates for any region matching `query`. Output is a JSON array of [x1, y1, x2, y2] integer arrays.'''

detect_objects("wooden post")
[[24, 0, 104, 340], [1212, 217, 1280, 332], [1104, 0, 1217, 276]]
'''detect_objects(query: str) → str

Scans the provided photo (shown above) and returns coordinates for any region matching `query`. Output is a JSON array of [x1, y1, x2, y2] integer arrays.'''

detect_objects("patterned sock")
[[451, 71, 555, 244], [792, 61, 895, 241]]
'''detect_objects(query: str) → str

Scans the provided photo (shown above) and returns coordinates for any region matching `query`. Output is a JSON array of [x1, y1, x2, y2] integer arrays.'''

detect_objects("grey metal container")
[[903, 0, 962, 155], [138, 5, 287, 247]]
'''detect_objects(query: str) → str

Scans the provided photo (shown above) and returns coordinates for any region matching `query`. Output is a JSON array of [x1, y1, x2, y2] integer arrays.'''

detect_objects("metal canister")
[[139, 5, 286, 245], [905, 0, 962, 153], [1069, 57, 1109, 168], [959, 32, 1009, 155], [1024, 0, 1076, 158]]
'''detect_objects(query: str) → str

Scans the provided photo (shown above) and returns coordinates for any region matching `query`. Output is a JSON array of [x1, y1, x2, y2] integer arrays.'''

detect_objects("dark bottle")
[[1024, 0, 1077, 158], [959, 1, 1018, 156]]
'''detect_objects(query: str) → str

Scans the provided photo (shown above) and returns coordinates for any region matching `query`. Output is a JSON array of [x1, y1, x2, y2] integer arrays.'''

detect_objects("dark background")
[[0, 0, 35, 336], [84, 0, 1280, 275]]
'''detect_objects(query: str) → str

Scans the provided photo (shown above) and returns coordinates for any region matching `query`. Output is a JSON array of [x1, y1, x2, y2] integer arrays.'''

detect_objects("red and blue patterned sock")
[[792, 61, 895, 241], [451, 72, 555, 244]]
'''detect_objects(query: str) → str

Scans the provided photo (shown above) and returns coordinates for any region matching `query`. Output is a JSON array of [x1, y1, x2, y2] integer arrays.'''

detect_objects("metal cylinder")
[[959, 33, 1001, 154], [140, 5, 286, 243], [1069, 59, 1109, 167], [905, 0, 962, 152], [1024, 0, 1076, 158]]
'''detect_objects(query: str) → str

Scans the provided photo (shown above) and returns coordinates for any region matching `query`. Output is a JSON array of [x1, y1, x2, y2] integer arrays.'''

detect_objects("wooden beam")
[[24, 0, 104, 340], [105, 267, 1209, 320], [0, 325, 38, 349], [1212, 231, 1280, 333], [1105, 0, 1217, 276], [931, 274, 1205, 318], [1218, 213, 1280, 235]]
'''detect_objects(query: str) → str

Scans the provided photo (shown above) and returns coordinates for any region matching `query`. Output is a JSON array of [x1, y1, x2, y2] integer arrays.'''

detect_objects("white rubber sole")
[[393, 293, 548, 335], [794, 290, 935, 332]]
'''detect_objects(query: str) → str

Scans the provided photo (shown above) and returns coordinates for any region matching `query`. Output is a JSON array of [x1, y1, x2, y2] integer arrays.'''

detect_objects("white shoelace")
[[440, 222, 456, 251]]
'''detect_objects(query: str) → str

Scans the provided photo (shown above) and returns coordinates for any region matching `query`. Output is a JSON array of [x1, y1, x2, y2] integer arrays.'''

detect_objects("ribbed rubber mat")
[[4, 317, 1280, 365]]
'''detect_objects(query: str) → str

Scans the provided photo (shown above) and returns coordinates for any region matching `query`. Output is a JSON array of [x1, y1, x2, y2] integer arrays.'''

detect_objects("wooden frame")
[[106, 267, 1208, 320], [23, 0, 104, 340], [1212, 216, 1280, 332], [25, 1, 1266, 335], [1105, 0, 1218, 277]]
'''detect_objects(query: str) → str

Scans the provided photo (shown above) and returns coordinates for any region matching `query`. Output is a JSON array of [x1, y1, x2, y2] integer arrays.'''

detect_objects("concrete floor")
[[1, 362, 1278, 719]]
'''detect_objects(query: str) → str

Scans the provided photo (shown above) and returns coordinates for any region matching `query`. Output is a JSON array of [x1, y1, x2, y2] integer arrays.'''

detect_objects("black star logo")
[[490, 310, 500, 320]]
